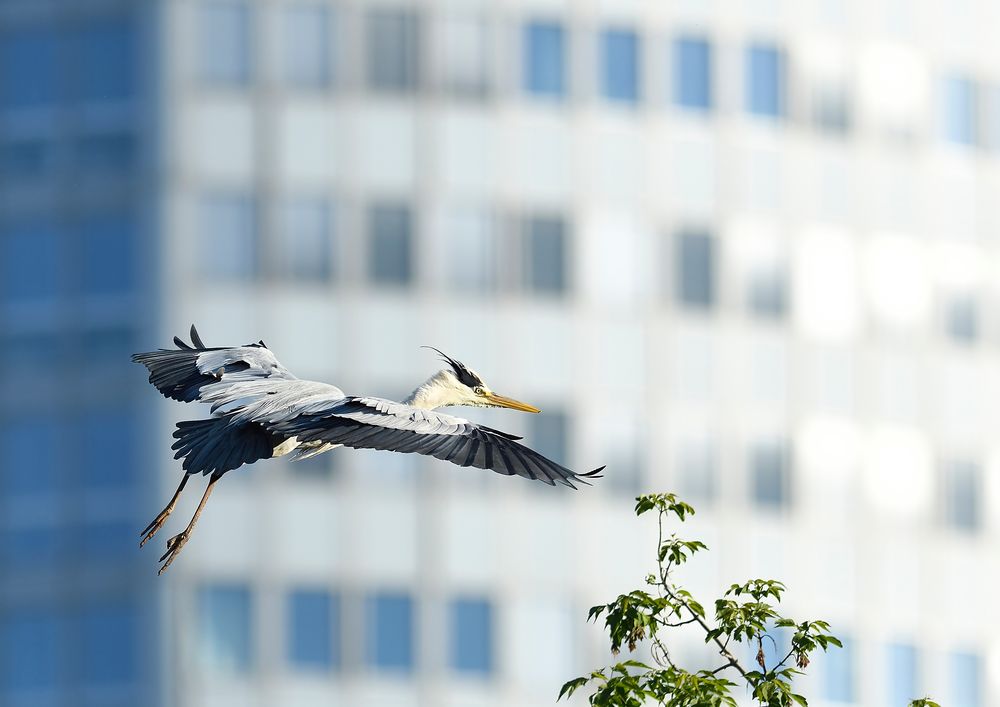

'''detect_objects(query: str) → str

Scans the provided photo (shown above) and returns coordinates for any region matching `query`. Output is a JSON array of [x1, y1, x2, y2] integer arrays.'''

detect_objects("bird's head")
[[419, 347, 541, 413]]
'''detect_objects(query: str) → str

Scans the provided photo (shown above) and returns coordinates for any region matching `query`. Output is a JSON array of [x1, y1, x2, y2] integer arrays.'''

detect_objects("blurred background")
[[0, 0, 997, 706]]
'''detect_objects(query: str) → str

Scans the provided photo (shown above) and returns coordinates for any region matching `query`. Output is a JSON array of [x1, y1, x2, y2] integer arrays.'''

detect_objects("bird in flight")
[[133, 326, 603, 574]]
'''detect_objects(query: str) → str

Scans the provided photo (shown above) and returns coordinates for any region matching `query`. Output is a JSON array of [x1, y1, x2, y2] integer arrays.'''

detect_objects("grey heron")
[[133, 325, 603, 574]]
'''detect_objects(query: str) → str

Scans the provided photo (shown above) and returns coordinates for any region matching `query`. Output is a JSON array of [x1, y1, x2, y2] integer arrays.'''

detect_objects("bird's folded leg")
[[139, 474, 190, 548], [157, 471, 222, 575]]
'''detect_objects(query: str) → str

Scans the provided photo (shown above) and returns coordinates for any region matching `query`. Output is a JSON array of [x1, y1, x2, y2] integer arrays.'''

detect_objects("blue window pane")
[[951, 651, 982, 707], [524, 21, 566, 98], [887, 643, 918, 706], [751, 441, 789, 510], [77, 17, 135, 102], [75, 132, 136, 173], [200, 1, 251, 85], [80, 602, 137, 684], [945, 460, 981, 532], [524, 215, 567, 294], [1, 612, 61, 689], [676, 230, 715, 308], [366, 592, 414, 672], [201, 194, 257, 281], [450, 598, 492, 675], [198, 585, 252, 673], [1, 224, 60, 301], [366, 9, 419, 92], [0, 417, 59, 497], [0, 27, 59, 109], [368, 203, 412, 286], [288, 590, 338, 669], [674, 36, 712, 110], [945, 296, 978, 343], [83, 521, 136, 562], [942, 75, 977, 146], [529, 411, 569, 465], [81, 326, 135, 364], [746, 44, 785, 117], [81, 213, 134, 295], [0, 139, 55, 179], [1, 527, 60, 568], [284, 5, 331, 87], [601, 29, 638, 103], [823, 637, 855, 702], [78, 406, 139, 490], [280, 199, 333, 282]]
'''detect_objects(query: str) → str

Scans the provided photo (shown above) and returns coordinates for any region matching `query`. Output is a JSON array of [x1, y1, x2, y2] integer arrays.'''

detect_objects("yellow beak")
[[484, 392, 541, 413]]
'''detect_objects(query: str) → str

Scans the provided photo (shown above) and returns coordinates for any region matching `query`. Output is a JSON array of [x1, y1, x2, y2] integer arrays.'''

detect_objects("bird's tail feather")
[[171, 417, 275, 476]]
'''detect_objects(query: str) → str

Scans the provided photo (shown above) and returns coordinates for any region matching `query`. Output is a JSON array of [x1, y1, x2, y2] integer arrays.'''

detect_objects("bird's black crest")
[[422, 347, 483, 388]]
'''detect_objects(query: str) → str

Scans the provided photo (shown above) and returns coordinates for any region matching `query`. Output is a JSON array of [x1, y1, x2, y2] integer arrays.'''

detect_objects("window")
[[80, 602, 137, 685], [823, 636, 855, 702], [951, 651, 982, 707], [528, 410, 569, 465], [746, 44, 785, 117], [440, 15, 491, 97], [365, 592, 414, 672], [747, 263, 787, 318], [83, 521, 135, 562], [943, 460, 980, 532], [887, 642, 918, 706], [81, 408, 135, 489], [290, 453, 337, 479], [600, 28, 639, 104], [675, 230, 715, 308], [1, 527, 60, 568], [288, 589, 338, 670], [1, 417, 59, 498], [945, 295, 978, 343], [74, 132, 136, 173], [811, 81, 850, 133], [278, 199, 333, 282], [523, 21, 566, 98], [197, 585, 252, 673], [0, 27, 58, 109], [81, 213, 134, 296], [1, 612, 61, 690], [523, 215, 568, 294], [1, 224, 60, 302], [0, 139, 54, 179], [368, 203, 413, 286], [598, 410, 643, 494], [77, 16, 135, 102], [942, 74, 977, 146], [200, 1, 251, 85], [677, 436, 716, 503], [673, 36, 712, 110], [282, 4, 331, 88], [750, 439, 789, 510], [366, 8, 419, 92], [450, 597, 493, 675], [445, 207, 496, 293], [200, 194, 257, 281]]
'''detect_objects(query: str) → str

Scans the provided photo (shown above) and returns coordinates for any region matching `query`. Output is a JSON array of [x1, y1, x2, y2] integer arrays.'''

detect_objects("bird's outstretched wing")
[[132, 324, 297, 402], [266, 396, 604, 488]]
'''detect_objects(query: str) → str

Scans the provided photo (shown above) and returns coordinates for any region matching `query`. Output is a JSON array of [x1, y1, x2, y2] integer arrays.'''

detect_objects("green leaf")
[[557, 676, 588, 701]]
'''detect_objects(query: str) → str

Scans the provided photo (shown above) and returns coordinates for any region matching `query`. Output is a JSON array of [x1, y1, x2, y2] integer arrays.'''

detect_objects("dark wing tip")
[[190, 325, 206, 349], [580, 465, 605, 478]]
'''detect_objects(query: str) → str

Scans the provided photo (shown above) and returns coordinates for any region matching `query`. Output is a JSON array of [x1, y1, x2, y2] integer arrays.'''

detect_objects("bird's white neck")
[[403, 370, 471, 410]]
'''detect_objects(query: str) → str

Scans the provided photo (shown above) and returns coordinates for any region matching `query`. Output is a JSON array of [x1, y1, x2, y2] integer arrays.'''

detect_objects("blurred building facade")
[[1, 0, 999, 706]]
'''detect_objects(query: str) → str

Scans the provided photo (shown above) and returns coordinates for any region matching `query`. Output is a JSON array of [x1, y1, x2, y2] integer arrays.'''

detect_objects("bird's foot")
[[157, 530, 190, 575], [139, 508, 172, 548]]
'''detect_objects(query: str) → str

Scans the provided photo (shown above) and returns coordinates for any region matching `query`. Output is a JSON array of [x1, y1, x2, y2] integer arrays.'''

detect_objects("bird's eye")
[[474, 386, 484, 395]]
